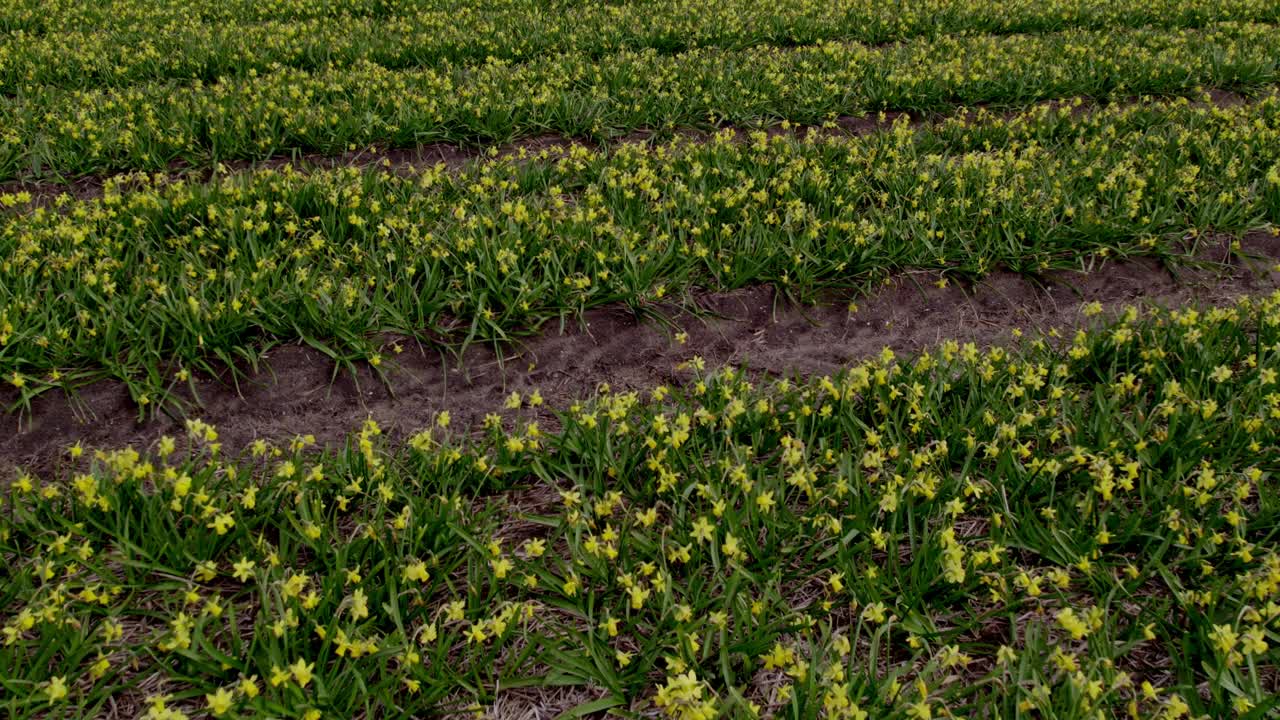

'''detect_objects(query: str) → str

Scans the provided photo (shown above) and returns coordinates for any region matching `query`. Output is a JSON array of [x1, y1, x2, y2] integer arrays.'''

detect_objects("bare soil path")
[[4, 233, 1276, 473]]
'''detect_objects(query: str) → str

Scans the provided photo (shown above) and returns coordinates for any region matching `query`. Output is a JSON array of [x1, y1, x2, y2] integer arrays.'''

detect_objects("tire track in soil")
[[3, 233, 1277, 474]]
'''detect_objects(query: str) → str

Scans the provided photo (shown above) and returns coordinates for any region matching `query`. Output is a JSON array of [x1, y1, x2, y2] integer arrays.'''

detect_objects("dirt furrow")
[[4, 233, 1276, 474]]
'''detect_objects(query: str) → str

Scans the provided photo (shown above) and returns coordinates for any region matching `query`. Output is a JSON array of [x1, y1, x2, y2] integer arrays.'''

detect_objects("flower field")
[[5, 95, 1280, 410], [7, 20, 1280, 179], [5, 298, 1280, 718], [2, 0, 1280, 718]]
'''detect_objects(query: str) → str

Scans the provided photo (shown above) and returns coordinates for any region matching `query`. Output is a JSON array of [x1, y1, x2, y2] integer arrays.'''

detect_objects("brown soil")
[[3, 233, 1277, 475]]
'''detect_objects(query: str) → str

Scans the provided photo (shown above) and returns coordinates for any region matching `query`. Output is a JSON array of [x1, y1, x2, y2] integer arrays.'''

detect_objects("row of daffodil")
[[5, 21, 1280, 179], [2, 293, 1279, 718], [0, 0, 423, 35], [2, 0, 1278, 94], [6, 0, 1277, 42], [3, 91, 1280, 412]]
